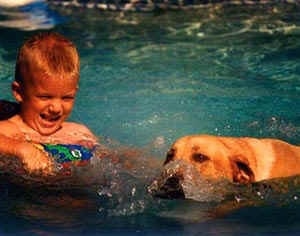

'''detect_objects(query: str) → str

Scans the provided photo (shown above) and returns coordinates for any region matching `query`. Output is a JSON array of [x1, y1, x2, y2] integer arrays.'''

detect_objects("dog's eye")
[[192, 153, 209, 163], [164, 148, 175, 165]]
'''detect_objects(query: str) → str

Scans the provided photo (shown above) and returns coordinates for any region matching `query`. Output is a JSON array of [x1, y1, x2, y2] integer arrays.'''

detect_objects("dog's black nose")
[[149, 174, 185, 199]]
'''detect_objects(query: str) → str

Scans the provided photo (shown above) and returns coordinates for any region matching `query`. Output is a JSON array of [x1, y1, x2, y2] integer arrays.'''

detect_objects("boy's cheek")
[[63, 104, 75, 115]]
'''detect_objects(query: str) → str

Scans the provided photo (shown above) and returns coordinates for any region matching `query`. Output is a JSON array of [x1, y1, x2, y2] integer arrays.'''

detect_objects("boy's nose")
[[49, 100, 63, 113]]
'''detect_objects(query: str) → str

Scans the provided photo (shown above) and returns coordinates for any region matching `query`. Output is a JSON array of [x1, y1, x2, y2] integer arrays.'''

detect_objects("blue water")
[[0, 1, 300, 235]]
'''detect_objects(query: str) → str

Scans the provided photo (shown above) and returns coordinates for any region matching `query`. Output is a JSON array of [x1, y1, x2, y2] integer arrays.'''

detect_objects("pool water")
[[0, 1, 300, 235]]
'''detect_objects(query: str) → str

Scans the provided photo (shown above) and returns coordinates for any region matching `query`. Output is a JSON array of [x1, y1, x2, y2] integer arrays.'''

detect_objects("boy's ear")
[[11, 81, 23, 103]]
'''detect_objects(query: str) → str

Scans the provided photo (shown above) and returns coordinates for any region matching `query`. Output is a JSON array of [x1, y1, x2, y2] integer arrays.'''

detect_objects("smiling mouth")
[[40, 114, 61, 122]]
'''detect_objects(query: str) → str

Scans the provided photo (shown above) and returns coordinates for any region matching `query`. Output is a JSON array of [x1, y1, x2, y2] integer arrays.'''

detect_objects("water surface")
[[0, 1, 300, 235]]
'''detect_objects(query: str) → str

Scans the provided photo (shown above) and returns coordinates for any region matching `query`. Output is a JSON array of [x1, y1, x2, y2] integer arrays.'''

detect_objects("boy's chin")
[[36, 124, 62, 136]]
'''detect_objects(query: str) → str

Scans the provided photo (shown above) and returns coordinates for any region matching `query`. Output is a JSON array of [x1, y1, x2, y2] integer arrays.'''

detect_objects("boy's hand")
[[15, 142, 55, 175]]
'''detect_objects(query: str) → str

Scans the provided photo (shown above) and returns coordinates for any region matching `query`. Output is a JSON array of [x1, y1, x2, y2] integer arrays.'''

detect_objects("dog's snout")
[[150, 174, 185, 199]]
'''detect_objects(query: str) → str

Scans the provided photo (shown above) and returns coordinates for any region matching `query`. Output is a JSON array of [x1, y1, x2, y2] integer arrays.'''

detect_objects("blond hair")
[[15, 32, 80, 83]]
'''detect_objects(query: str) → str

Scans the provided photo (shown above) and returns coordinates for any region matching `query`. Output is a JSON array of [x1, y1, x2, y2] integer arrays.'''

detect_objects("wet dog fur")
[[164, 134, 300, 184]]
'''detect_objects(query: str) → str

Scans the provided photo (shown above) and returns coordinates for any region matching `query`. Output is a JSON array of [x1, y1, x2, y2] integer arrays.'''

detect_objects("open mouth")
[[40, 114, 61, 123]]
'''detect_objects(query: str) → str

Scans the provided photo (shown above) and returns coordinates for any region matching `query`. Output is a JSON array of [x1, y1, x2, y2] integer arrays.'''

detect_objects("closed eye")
[[37, 95, 52, 100], [192, 153, 209, 163], [63, 95, 75, 101]]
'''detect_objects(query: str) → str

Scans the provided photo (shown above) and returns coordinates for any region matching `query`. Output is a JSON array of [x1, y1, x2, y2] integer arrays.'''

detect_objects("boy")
[[0, 32, 98, 175]]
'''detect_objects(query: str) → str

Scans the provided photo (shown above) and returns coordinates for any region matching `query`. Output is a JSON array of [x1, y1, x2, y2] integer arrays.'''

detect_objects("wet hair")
[[15, 32, 80, 83]]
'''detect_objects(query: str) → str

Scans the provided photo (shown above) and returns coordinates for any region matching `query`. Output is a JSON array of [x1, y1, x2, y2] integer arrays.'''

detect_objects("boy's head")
[[12, 32, 80, 135], [15, 31, 80, 84]]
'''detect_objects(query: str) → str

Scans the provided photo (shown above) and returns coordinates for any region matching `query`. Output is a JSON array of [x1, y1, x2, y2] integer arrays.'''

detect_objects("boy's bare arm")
[[0, 120, 97, 174], [0, 133, 54, 175]]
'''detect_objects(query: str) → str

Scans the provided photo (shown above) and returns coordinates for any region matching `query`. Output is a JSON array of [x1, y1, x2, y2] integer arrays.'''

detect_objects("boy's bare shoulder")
[[0, 117, 22, 137], [60, 121, 98, 143]]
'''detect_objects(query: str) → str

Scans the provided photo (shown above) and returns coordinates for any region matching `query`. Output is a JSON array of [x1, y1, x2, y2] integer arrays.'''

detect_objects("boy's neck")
[[10, 115, 61, 143]]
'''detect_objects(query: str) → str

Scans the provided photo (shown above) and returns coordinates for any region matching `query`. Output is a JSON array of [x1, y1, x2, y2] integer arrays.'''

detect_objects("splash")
[[148, 159, 235, 202], [149, 158, 300, 219], [0, 139, 164, 224]]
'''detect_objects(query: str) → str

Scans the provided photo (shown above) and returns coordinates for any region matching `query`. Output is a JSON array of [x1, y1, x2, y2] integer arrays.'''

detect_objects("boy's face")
[[13, 73, 78, 136]]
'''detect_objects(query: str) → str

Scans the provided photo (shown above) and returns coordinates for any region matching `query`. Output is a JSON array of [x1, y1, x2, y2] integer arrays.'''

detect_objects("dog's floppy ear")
[[229, 155, 255, 184]]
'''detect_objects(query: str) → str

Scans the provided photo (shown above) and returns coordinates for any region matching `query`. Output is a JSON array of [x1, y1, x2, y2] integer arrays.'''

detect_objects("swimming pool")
[[0, 1, 300, 235]]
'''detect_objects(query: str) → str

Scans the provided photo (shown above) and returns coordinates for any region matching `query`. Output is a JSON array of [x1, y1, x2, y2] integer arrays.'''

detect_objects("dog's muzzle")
[[148, 173, 185, 199]]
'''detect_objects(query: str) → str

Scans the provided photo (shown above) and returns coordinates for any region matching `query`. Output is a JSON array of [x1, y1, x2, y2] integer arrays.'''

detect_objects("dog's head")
[[149, 135, 256, 200], [164, 135, 255, 184]]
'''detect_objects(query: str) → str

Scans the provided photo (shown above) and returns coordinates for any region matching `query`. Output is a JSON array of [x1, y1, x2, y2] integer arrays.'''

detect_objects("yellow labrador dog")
[[164, 134, 300, 184]]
